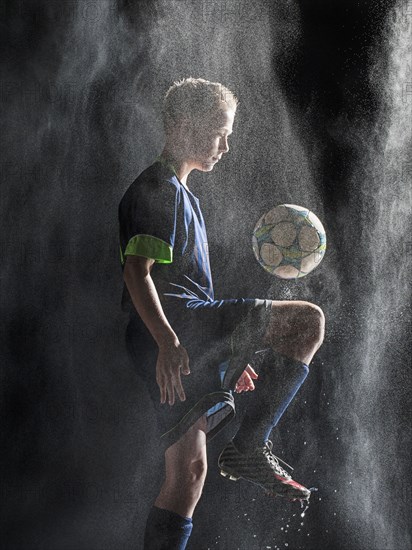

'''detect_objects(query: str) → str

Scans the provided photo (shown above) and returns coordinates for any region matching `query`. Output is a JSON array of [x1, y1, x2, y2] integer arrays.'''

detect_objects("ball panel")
[[300, 252, 319, 274], [270, 222, 297, 247], [298, 225, 320, 252], [264, 205, 290, 225], [274, 265, 300, 279], [260, 242, 283, 267]]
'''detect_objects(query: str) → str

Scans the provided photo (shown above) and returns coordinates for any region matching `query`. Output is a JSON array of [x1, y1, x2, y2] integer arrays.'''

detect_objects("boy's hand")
[[156, 339, 190, 406], [234, 364, 258, 393]]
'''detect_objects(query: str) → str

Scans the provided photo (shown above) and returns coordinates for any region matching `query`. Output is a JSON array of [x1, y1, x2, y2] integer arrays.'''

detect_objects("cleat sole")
[[220, 470, 239, 481], [221, 469, 309, 501]]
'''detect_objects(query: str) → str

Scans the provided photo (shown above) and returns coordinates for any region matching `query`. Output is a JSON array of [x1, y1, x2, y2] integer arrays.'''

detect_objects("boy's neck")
[[158, 149, 191, 190]]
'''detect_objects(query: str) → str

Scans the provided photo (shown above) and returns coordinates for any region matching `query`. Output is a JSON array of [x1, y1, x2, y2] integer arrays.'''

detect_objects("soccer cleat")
[[218, 439, 311, 502]]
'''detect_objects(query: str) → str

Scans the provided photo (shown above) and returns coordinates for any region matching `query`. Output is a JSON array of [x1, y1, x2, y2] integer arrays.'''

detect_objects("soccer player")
[[119, 77, 325, 549]]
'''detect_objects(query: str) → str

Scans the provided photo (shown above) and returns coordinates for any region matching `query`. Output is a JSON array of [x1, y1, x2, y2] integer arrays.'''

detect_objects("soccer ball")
[[252, 204, 326, 279]]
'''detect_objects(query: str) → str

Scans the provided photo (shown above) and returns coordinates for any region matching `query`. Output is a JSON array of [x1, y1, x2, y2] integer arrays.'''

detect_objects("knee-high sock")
[[232, 348, 309, 453], [143, 506, 193, 550]]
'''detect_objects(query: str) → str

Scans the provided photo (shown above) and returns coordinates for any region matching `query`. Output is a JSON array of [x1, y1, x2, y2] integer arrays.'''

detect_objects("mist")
[[1, 1, 410, 549]]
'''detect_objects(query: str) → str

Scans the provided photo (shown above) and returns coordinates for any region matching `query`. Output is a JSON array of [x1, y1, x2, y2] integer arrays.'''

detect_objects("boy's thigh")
[[165, 298, 269, 355], [165, 415, 208, 467]]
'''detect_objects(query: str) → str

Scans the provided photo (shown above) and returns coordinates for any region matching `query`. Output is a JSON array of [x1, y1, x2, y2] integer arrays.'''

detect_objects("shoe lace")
[[263, 440, 294, 479]]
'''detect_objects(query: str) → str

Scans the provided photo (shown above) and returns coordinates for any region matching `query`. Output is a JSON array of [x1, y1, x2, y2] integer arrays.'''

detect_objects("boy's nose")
[[219, 137, 229, 153]]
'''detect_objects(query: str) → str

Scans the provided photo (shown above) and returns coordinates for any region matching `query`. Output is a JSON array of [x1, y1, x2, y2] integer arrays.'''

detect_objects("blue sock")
[[143, 505, 193, 550], [232, 349, 309, 453]]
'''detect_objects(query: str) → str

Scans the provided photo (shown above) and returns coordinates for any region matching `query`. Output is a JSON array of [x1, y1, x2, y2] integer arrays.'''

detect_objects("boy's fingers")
[[246, 365, 259, 378], [243, 372, 253, 385], [159, 379, 166, 404], [167, 381, 175, 406], [175, 375, 186, 402]]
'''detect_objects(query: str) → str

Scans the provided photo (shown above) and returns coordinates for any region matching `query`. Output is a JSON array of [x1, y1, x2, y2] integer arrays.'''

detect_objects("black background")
[[1, 1, 411, 549]]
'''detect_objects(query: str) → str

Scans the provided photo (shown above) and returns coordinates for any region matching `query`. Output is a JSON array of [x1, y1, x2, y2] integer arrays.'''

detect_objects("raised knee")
[[189, 458, 207, 484], [182, 459, 207, 502], [300, 302, 325, 345]]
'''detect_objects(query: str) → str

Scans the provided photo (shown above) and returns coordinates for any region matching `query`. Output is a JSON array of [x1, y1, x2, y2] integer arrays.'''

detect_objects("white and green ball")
[[252, 204, 326, 279]]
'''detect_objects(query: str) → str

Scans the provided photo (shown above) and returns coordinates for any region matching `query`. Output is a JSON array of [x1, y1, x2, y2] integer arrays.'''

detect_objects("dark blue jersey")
[[118, 158, 214, 313]]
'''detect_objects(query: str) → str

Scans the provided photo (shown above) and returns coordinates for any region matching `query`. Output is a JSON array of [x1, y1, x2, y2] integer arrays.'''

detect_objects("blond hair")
[[162, 77, 238, 133]]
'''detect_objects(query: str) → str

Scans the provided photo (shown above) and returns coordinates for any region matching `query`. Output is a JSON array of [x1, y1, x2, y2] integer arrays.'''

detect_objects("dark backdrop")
[[1, 1, 411, 549]]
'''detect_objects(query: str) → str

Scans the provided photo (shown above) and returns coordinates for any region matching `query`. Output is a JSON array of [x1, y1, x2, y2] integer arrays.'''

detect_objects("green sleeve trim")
[[121, 234, 173, 265]]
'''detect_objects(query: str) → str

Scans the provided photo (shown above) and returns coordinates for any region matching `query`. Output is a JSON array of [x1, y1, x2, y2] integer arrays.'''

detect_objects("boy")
[[119, 78, 325, 549]]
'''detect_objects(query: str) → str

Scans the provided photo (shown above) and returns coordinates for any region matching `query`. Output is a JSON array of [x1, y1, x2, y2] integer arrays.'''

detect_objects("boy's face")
[[180, 107, 235, 172]]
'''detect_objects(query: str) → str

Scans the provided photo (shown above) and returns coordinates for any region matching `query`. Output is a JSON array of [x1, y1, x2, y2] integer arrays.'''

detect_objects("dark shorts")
[[125, 297, 272, 450]]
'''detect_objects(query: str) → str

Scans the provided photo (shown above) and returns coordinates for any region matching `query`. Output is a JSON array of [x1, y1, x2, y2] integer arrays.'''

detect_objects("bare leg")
[[154, 414, 208, 518], [262, 300, 325, 365]]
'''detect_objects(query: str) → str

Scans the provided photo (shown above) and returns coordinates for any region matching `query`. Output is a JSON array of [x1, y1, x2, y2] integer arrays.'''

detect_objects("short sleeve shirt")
[[118, 158, 214, 313]]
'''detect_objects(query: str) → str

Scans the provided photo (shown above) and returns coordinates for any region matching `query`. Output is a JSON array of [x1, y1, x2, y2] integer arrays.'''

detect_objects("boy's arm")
[[123, 255, 190, 406]]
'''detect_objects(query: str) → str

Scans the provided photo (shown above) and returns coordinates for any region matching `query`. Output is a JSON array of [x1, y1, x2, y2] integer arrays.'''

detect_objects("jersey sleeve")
[[119, 180, 180, 267]]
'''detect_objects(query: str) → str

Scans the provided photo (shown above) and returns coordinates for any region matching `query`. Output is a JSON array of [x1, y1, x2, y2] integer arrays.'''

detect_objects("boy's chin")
[[198, 160, 217, 171]]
